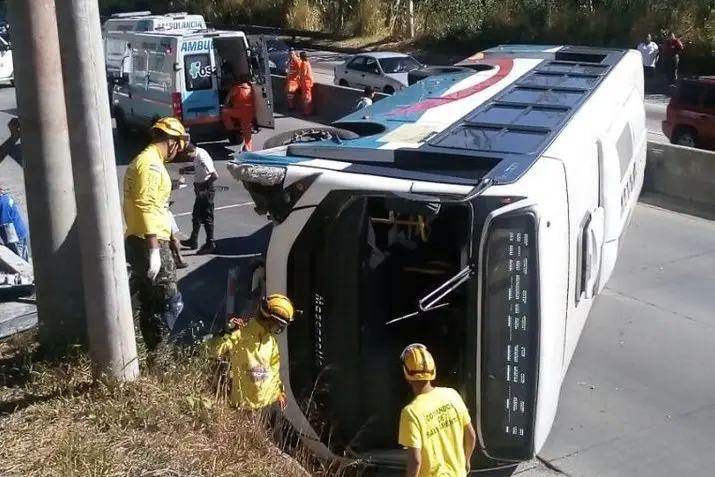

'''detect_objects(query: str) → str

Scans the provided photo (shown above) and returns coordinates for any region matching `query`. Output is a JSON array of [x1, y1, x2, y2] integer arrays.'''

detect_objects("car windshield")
[[378, 56, 421, 74], [266, 38, 289, 53]]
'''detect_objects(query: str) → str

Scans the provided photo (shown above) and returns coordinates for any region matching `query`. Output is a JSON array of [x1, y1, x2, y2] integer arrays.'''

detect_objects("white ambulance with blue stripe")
[[112, 29, 274, 144], [227, 45, 647, 473]]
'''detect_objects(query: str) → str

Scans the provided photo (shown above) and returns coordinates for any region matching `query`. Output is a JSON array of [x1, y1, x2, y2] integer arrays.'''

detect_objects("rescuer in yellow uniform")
[[206, 294, 297, 423], [123, 116, 190, 356], [398, 343, 477, 477]]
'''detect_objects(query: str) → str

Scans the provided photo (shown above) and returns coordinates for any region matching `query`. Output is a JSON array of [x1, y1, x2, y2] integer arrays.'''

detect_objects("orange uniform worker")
[[221, 75, 255, 152], [298, 51, 314, 116], [285, 49, 302, 110]]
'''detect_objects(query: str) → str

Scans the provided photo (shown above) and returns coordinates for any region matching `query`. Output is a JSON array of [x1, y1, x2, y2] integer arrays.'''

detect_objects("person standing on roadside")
[[299, 51, 314, 116], [398, 343, 477, 477], [664, 32, 684, 86], [637, 34, 659, 81], [123, 116, 189, 356], [285, 48, 302, 110], [355, 86, 376, 111], [221, 74, 255, 152], [179, 143, 218, 255], [0, 188, 30, 262]]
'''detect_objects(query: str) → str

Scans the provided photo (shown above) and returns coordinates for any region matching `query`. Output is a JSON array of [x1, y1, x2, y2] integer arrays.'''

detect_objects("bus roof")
[[239, 45, 627, 187]]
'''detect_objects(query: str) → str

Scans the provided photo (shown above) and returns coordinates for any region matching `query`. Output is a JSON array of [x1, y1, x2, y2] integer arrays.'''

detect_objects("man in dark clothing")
[[180, 143, 218, 254], [664, 32, 684, 85]]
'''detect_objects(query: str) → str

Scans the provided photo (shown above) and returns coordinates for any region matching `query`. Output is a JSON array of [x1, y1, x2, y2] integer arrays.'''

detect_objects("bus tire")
[[262, 127, 359, 149]]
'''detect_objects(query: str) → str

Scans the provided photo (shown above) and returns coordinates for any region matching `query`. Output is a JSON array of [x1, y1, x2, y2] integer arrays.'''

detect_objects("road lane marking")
[[174, 201, 254, 217]]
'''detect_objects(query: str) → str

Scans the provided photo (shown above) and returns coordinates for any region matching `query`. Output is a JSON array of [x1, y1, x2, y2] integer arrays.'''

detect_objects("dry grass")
[[0, 330, 342, 477]]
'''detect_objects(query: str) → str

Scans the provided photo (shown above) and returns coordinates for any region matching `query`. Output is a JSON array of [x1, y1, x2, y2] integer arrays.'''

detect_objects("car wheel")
[[263, 126, 359, 149], [383, 85, 395, 95], [672, 127, 698, 148], [338, 79, 348, 87]]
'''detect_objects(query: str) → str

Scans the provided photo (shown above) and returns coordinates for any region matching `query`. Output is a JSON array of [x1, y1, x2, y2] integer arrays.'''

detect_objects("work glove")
[[147, 247, 161, 282]]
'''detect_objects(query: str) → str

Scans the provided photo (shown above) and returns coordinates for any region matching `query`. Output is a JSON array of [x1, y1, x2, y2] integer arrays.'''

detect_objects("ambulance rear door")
[[247, 35, 275, 129], [179, 37, 221, 125], [214, 34, 274, 129]]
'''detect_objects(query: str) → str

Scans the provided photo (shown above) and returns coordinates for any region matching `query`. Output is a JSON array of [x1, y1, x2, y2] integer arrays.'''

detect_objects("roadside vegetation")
[[0, 330, 346, 477], [100, 0, 715, 73]]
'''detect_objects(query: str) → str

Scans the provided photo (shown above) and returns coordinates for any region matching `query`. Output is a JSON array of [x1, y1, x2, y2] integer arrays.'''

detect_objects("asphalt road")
[[1, 81, 713, 477]]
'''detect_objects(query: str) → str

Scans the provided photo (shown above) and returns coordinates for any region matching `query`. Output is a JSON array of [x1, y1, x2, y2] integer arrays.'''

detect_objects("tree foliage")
[[99, 0, 715, 71]]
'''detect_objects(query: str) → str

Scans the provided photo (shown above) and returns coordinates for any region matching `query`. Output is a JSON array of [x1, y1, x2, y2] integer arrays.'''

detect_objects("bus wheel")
[[262, 127, 359, 149]]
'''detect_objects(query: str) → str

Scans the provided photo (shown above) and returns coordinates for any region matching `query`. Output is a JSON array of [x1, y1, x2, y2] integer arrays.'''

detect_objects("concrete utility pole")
[[7, 0, 87, 349], [55, 0, 139, 380]]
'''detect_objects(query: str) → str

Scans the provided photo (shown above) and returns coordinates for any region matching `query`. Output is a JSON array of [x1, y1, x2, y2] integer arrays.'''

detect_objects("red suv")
[[662, 76, 715, 150]]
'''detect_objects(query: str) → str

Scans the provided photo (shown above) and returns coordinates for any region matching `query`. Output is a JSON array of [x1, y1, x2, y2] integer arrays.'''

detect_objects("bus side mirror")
[[173, 62, 182, 72]]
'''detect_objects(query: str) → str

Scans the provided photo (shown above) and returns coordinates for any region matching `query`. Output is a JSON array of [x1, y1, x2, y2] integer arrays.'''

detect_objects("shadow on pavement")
[[113, 131, 146, 166], [172, 223, 273, 341]]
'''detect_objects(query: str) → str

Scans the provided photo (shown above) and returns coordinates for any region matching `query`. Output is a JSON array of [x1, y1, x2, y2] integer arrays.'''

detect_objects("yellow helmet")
[[400, 343, 436, 382], [259, 294, 295, 328], [151, 116, 189, 151]]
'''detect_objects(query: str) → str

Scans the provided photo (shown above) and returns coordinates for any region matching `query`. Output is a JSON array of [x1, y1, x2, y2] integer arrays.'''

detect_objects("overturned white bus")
[[227, 45, 647, 473]]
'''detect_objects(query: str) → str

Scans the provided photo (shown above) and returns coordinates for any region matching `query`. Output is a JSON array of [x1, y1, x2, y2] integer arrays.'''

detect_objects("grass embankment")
[[0, 330, 339, 477]]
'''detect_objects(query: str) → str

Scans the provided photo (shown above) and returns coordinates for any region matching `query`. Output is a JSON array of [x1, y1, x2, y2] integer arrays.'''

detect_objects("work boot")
[[180, 238, 198, 250], [196, 240, 216, 255]]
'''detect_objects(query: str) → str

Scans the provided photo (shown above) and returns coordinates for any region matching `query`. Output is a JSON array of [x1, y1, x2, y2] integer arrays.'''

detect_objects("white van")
[[111, 30, 274, 144], [227, 45, 646, 471], [103, 11, 206, 80], [0, 36, 12, 86]]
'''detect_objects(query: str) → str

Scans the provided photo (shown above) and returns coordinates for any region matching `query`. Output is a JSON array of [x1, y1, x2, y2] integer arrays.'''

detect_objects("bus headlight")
[[480, 210, 539, 461]]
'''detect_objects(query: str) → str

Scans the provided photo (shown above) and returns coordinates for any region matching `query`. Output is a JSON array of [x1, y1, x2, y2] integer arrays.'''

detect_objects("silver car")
[[333, 52, 422, 94]]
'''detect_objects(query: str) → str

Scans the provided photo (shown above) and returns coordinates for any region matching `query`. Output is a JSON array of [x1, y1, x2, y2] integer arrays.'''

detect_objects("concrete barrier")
[[645, 142, 715, 209], [270, 74, 388, 124]]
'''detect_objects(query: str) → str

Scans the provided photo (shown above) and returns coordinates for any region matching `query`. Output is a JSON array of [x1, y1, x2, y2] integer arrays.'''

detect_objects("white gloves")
[[147, 247, 161, 282]]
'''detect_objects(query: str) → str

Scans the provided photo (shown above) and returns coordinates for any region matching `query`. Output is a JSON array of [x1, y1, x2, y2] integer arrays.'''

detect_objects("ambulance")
[[111, 29, 274, 144], [103, 11, 207, 81]]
